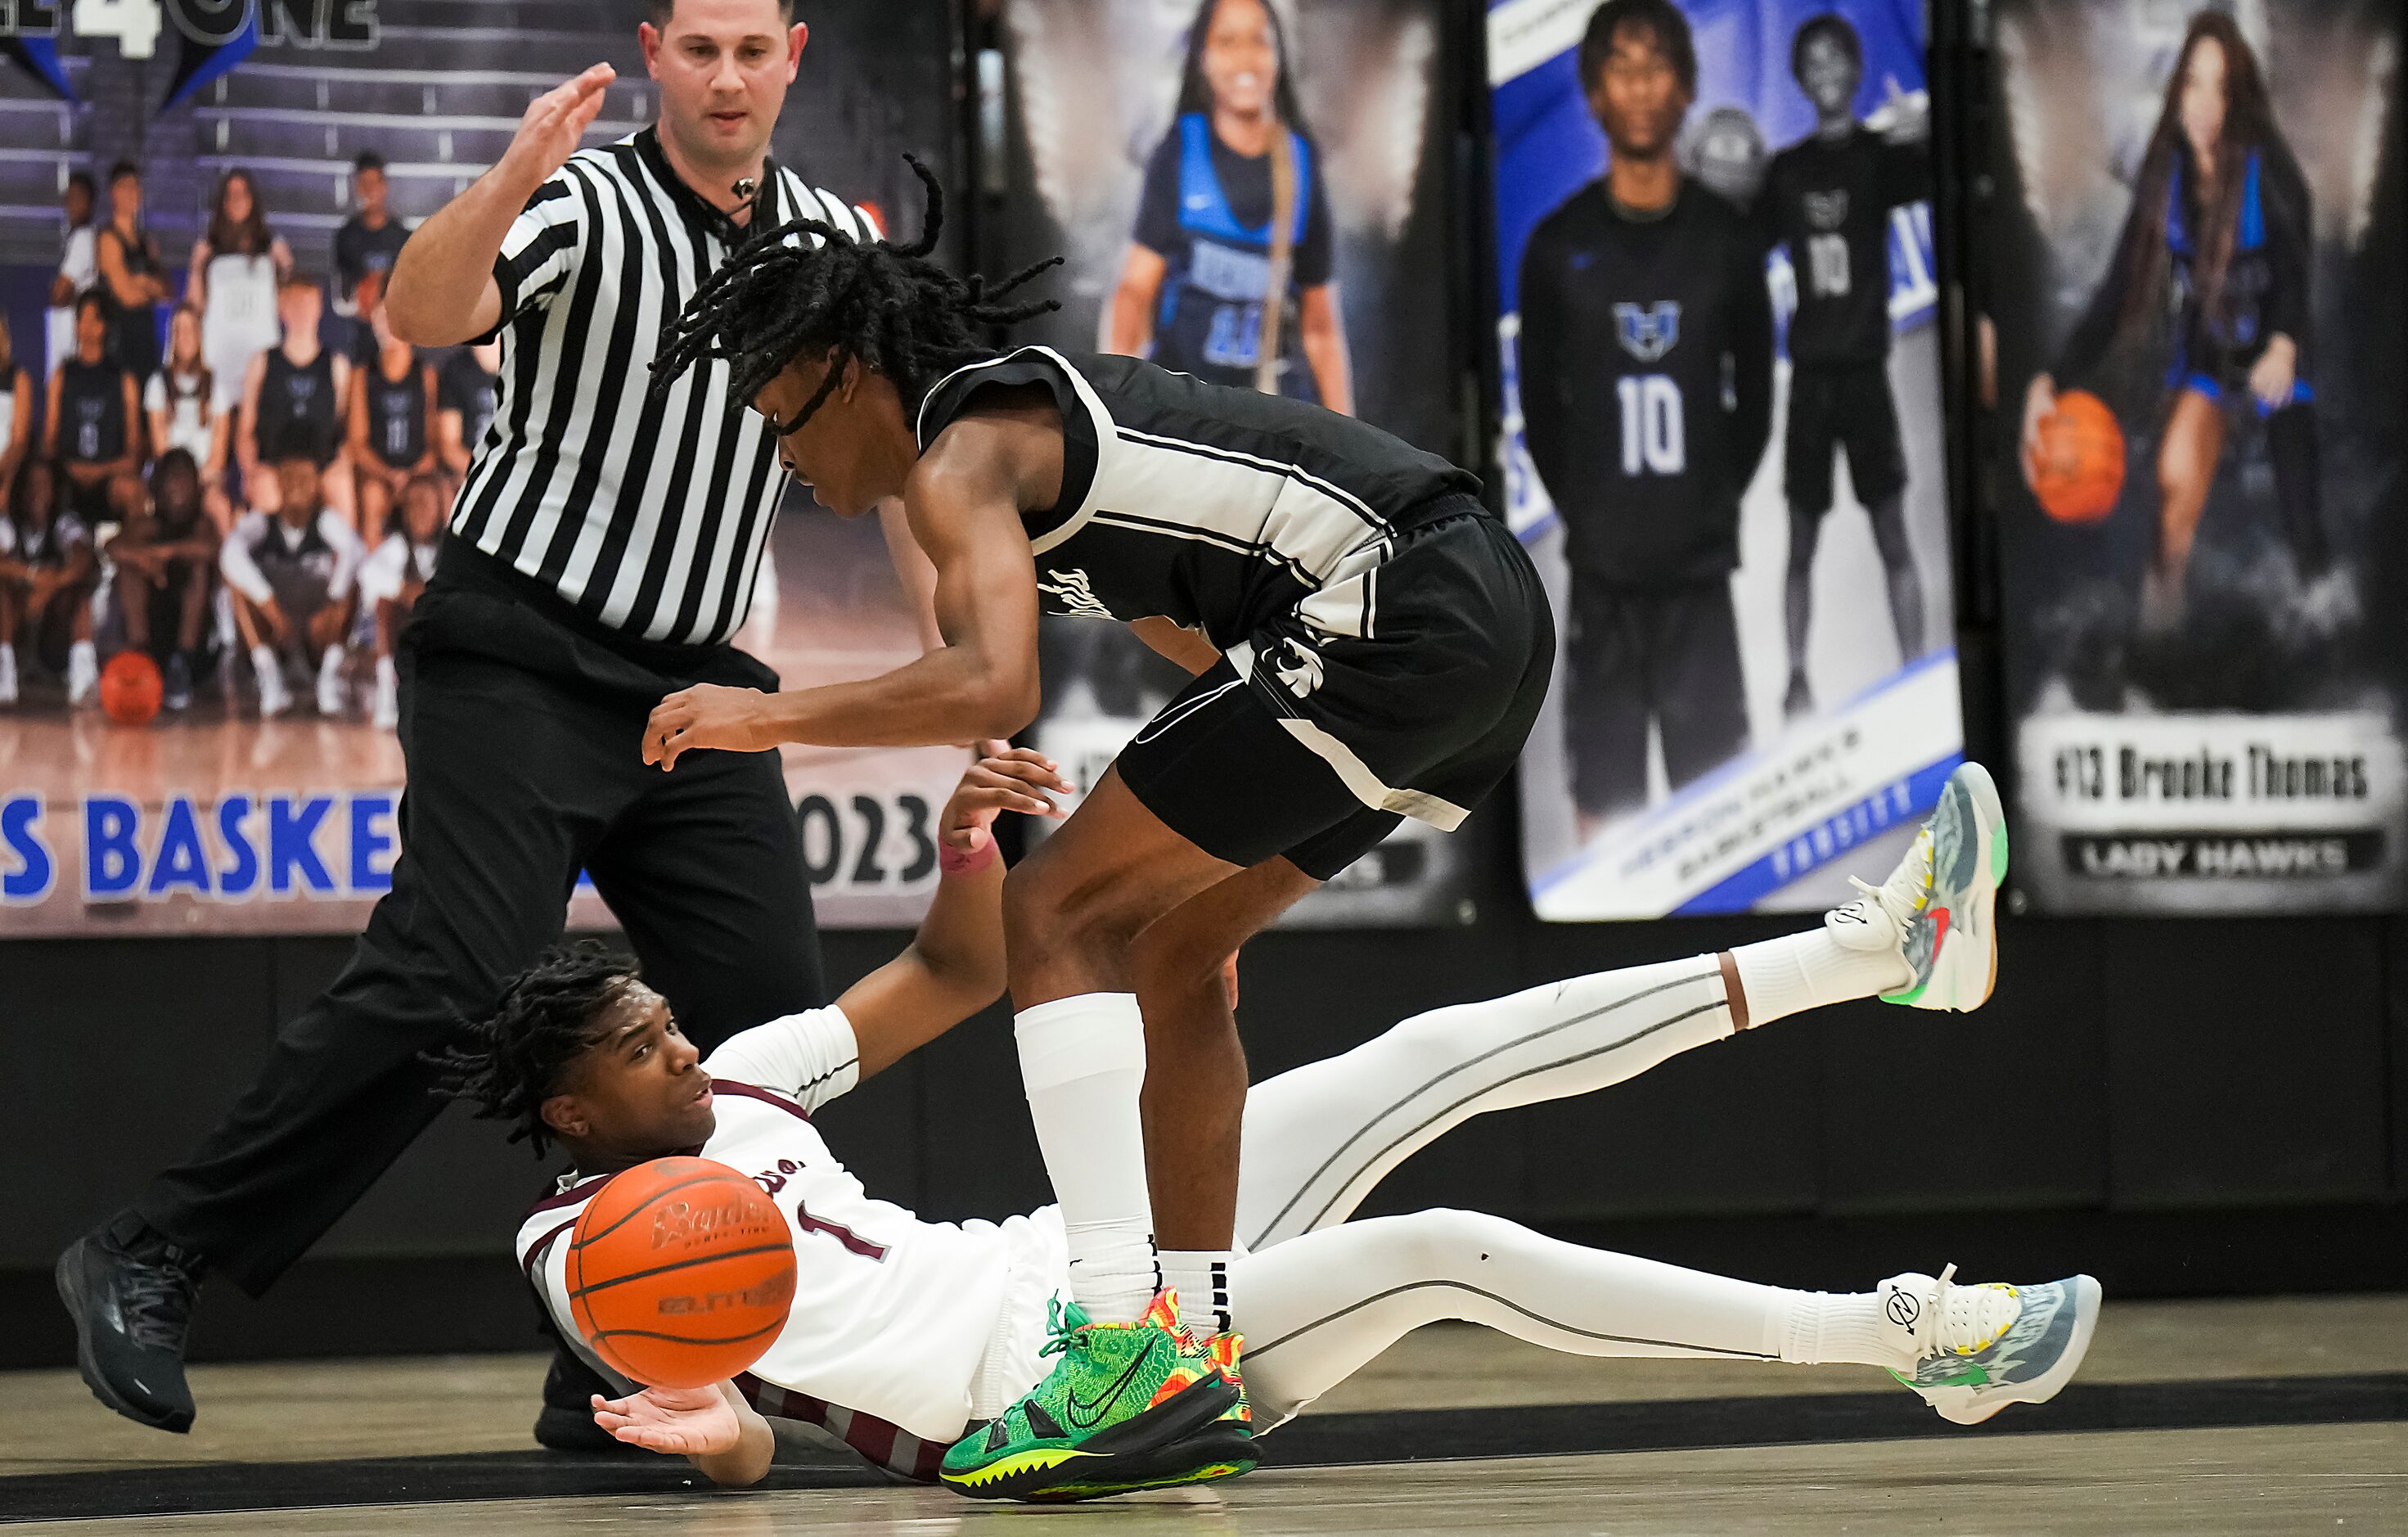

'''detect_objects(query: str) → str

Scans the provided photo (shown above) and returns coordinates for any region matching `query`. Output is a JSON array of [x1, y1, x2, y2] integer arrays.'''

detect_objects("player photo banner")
[[1987, 0, 2408, 914], [994, 0, 1482, 926], [0, 6, 967, 935], [1488, 0, 1965, 919]]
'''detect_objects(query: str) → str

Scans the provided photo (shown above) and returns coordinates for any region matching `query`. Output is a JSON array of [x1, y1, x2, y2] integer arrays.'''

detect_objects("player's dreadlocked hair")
[[429, 942, 638, 1158], [651, 155, 1061, 433]]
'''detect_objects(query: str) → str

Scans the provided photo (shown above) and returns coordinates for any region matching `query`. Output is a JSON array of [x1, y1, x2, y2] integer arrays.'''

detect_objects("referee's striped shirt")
[[449, 126, 875, 647]]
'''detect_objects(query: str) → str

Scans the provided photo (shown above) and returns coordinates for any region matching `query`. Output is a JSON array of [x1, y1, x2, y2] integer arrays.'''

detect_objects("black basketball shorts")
[[1785, 361, 1908, 516], [1114, 501, 1555, 881]]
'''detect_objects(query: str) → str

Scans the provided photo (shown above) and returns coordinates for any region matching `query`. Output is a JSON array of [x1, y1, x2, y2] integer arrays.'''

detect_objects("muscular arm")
[[236, 353, 268, 484], [1726, 236, 1776, 494], [1107, 244, 1168, 357], [642, 403, 1059, 766], [345, 364, 373, 466], [40, 368, 60, 460], [1130, 615, 1219, 675], [96, 230, 144, 308], [1298, 282, 1354, 417], [385, 64, 614, 346], [1515, 225, 1572, 501]]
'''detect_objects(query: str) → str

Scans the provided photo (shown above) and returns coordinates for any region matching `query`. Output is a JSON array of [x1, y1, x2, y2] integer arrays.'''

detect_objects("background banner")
[[0, 2, 967, 935], [993, 0, 1487, 926], [1983, 0, 2407, 913], [1488, 0, 1964, 921]]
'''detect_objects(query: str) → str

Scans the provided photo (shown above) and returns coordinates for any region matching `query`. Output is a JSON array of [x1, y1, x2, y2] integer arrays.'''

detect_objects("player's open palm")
[[590, 1385, 740, 1456], [942, 748, 1072, 854], [501, 64, 616, 189]]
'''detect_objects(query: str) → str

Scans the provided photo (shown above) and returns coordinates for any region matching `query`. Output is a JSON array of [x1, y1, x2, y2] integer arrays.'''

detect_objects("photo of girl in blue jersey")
[[1106, 0, 1353, 411], [2020, 10, 2322, 631]]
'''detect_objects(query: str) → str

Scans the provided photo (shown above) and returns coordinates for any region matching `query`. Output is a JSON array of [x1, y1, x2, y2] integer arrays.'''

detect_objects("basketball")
[[567, 1156, 796, 1390], [2026, 389, 2126, 525], [99, 652, 164, 726]]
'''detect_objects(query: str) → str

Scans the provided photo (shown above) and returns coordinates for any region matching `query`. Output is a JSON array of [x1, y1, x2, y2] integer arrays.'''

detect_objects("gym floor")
[[5, 1295, 2403, 1532]]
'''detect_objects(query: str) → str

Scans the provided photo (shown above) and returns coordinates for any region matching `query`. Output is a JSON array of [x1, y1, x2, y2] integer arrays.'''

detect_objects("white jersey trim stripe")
[[1228, 641, 1472, 830]]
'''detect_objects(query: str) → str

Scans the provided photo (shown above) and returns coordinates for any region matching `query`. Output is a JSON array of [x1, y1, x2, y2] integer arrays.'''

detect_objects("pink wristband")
[[939, 836, 1000, 877]]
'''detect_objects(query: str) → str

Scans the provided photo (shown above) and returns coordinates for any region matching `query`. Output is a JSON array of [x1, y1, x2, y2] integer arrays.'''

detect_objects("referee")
[[57, 0, 878, 1446]]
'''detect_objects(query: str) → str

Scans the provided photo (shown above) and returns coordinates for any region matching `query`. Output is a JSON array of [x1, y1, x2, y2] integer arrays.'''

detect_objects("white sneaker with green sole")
[[1879, 1264, 2102, 1425]]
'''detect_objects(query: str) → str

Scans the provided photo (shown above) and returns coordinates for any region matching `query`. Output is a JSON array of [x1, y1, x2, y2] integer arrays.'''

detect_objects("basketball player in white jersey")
[[452, 754, 2097, 1499]]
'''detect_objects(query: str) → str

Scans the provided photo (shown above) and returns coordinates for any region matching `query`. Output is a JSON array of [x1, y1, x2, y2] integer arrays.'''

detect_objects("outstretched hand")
[[501, 64, 616, 191], [589, 1385, 741, 1456], [940, 747, 1073, 854], [643, 683, 772, 770]]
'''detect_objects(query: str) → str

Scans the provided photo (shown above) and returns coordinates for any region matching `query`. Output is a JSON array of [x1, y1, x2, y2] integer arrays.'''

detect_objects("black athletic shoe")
[[533, 1345, 644, 1454], [54, 1215, 204, 1433]]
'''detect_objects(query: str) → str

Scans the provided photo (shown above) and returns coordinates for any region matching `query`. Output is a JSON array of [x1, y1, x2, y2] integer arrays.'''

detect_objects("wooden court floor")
[[3, 1296, 2404, 1533]]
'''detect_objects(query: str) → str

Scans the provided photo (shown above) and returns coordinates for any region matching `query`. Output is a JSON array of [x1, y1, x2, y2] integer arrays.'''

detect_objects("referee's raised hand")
[[502, 65, 619, 192], [387, 62, 618, 347]]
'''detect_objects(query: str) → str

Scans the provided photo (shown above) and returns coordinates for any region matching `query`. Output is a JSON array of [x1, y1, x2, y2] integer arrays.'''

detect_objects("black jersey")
[[258, 348, 342, 466], [914, 346, 1481, 647], [2057, 142, 2311, 391], [439, 349, 499, 455], [364, 351, 430, 469], [56, 356, 131, 464], [1758, 127, 1927, 367], [1516, 180, 1774, 587]]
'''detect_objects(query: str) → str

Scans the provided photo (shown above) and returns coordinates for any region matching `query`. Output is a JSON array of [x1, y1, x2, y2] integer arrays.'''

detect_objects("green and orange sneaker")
[[940, 1290, 1254, 1502]]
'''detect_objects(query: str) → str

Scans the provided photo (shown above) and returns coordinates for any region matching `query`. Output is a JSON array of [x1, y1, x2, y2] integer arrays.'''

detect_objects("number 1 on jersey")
[[1617, 374, 1685, 476]]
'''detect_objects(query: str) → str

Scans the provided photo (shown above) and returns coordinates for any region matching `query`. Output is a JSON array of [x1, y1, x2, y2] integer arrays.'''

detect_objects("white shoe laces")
[[1841, 826, 1934, 936], [1913, 1263, 2023, 1361]]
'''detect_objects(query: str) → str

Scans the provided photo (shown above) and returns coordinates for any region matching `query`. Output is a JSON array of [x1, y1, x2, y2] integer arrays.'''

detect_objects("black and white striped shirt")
[[449, 127, 875, 647]]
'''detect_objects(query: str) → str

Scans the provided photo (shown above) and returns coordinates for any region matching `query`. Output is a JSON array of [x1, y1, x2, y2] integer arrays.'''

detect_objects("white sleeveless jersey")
[[515, 1007, 1037, 1470], [202, 251, 280, 351]]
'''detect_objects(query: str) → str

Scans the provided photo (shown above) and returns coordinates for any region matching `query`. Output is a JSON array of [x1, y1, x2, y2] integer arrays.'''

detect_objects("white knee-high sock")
[[1227, 1210, 1915, 1428], [1232, 957, 1735, 1249], [1727, 924, 1911, 1027], [1015, 993, 1157, 1325]]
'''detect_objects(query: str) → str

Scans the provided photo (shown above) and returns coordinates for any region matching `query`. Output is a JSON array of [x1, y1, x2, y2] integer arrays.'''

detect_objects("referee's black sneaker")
[[55, 1214, 204, 1433]]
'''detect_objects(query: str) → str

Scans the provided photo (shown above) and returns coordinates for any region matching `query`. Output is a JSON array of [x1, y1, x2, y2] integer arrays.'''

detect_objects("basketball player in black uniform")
[[1518, 0, 1771, 836], [641, 160, 1551, 1494], [1758, 12, 1929, 716], [106, 448, 221, 711], [45, 293, 142, 526], [348, 296, 440, 539], [434, 339, 501, 490], [238, 273, 355, 527], [0, 458, 99, 707]]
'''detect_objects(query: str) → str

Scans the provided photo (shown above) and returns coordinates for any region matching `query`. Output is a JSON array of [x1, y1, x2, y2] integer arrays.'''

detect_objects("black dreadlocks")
[[651, 155, 1062, 433], [428, 941, 637, 1158]]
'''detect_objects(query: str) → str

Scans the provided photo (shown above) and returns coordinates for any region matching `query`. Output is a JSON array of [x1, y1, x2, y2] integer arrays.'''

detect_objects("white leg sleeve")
[[1227, 1209, 1792, 1428], [1232, 957, 1732, 1250]]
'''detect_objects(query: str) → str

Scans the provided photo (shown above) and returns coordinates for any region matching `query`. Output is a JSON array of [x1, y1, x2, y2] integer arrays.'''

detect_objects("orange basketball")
[[2026, 388, 2126, 525], [99, 651, 163, 726], [567, 1156, 795, 1389]]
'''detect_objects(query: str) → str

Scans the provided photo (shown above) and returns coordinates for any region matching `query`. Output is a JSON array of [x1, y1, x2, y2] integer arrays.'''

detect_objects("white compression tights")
[[1221, 956, 1895, 1426]]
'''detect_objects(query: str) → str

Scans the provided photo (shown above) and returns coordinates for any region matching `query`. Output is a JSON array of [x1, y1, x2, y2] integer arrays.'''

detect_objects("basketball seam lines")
[[571, 1170, 746, 1248], [565, 1241, 796, 1300]]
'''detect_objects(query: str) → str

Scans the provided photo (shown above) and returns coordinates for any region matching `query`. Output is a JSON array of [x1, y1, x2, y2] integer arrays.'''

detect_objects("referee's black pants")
[[132, 546, 824, 1296]]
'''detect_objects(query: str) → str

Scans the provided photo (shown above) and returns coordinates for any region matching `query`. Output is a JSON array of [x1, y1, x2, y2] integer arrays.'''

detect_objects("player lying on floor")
[[441, 755, 2096, 1498]]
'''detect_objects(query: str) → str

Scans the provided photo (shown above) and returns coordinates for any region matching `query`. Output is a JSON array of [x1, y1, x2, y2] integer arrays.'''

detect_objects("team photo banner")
[[0, 4, 970, 935], [992, 0, 1486, 927], [1488, 0, 1963, 919], [1983, 0, 2407, 914]]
